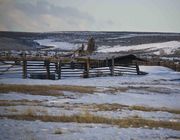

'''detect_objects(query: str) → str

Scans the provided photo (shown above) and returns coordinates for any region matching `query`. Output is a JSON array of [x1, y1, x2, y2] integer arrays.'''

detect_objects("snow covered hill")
[[98, 41, 180, 55]]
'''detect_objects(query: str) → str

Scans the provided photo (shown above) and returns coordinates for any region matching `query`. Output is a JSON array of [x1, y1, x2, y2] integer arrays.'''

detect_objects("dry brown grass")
[[23, 108, 37, 116], [127, 86, 173, 94], [1, 113, 180, 130], [104, 87, 128, 94], [0, 99, 41, 106], [128, 105, 180, 114], [0, 84, 96, 95], [6, 107, 18, 112], [86, 103, 180, 114], [93, 103, 128, 111]]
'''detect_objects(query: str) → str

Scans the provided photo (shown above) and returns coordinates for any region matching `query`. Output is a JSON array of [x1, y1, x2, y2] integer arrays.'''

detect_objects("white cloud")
[[0, 0, 97, 31], [0, 0, 180, 32]]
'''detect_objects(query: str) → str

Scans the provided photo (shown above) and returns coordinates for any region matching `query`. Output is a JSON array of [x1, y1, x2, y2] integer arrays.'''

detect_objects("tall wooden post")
[[71, 61, 75, 69], [22, 60, 27, 79], [46, 60, 50, 79], [110, 56, 114, 76], [97, 60, 100, 68], [84, 57, 90, 78], [55, 62, 58, 73], [58, 60, 62, 79], [136, 63, 140, 75], [106, 57, 109, 67]]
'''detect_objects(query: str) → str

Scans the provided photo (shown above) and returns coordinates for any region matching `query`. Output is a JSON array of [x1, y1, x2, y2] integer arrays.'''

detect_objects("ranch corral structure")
[[0, 53, 145, 80], [0, 37, 147, 80]]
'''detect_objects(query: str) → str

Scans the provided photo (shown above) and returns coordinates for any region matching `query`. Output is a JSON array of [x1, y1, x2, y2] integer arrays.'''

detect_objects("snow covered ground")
[[34, 39, 80, 51], [1, 66, 180, 109], [98, 41, 180, 55], [1, 119, 179, 140], [0, 66, 180, 139], [1, 32, 180, 139]]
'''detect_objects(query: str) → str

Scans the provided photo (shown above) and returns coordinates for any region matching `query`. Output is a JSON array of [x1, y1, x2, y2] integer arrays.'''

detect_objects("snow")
[[0, 65, 180, 139], [106, 33, 180, 40], [54, 91, 180, 109], [98, 41, 180, 55], [34, 39, 80, 51], [0, 92, 57, 101], [0, 119, 179, 140]]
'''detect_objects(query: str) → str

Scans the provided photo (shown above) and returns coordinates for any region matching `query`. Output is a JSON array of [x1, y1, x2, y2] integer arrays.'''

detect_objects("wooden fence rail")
[[0, 56, 141, 80]]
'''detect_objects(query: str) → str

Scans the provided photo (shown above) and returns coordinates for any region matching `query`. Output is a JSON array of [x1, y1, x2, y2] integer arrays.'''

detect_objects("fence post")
[[55, 62, 58, 73], [22, 60, 27, 79], [136, 63, 140, 75], [45, 60, 50, 79], [71, 61, 75, 69], [110, 56, 114, 76], [58, 60, 62, 79], [106, 57, 109, 67], [84, 57, 90, 78]]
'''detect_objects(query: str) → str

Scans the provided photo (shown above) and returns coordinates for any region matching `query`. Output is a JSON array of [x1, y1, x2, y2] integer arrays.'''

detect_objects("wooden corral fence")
[[136, 56, 180, 72], [0, 56, 141, 80]]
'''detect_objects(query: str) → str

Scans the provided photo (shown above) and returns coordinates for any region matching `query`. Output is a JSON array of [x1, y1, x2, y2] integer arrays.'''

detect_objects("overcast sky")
[[0, 0, 180, 32]]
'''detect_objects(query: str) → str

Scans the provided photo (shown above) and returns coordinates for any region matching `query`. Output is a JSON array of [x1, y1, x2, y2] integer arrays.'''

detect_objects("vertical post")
[[22, 60, 27, 79], [58, 60, 62, 79], [110, 56, 114, 76], [106, 57, 109, 67], [71, 61, 75, 69], [136, 63, 140, 75], [97, 60, 100, 68], [46, 60, 50, 79], [55, 62, 58, 73], [84, 57, 90, 78]]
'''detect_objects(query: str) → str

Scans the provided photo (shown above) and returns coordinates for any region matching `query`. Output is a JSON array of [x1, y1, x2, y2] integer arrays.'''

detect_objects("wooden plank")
[[114, 67, 136, 70]]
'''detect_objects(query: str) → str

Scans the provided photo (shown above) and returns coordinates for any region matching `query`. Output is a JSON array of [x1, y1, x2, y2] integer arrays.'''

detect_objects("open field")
[[0, 31, 180, 139], [0, 66, 180, 139]]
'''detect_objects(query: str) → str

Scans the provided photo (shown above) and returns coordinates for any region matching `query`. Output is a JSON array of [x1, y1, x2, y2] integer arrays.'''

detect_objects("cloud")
[[0, 0, 95, 31]]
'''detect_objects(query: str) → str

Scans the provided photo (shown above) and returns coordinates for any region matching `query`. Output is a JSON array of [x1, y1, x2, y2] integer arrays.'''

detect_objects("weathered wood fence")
[[137, 57, 180, 72], [0, 56, 140, 80]]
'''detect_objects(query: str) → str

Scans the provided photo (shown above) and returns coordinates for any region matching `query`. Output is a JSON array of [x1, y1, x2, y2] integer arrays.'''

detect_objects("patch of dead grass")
[[129, 105, 180, 114], [23, 108, 37, 116], [89, 103, 180, 114], [127, 86, 173, 94], [0, 84, 96, 95], [104, 87, 128, 94], [1, 113, 180, 130], [6, 107, 18, 112], [93, 103, 128, 111], [0, 99, 41, 106]]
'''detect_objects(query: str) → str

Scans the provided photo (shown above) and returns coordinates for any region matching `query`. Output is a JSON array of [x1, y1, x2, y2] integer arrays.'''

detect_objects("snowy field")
[[0, 66, 180, 139], [98, 41, 180, 55], [0, 32, 180, 140], [1, 31, 180, 139], [1, 120, 179, 140], [34, 39, 80, 51]]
